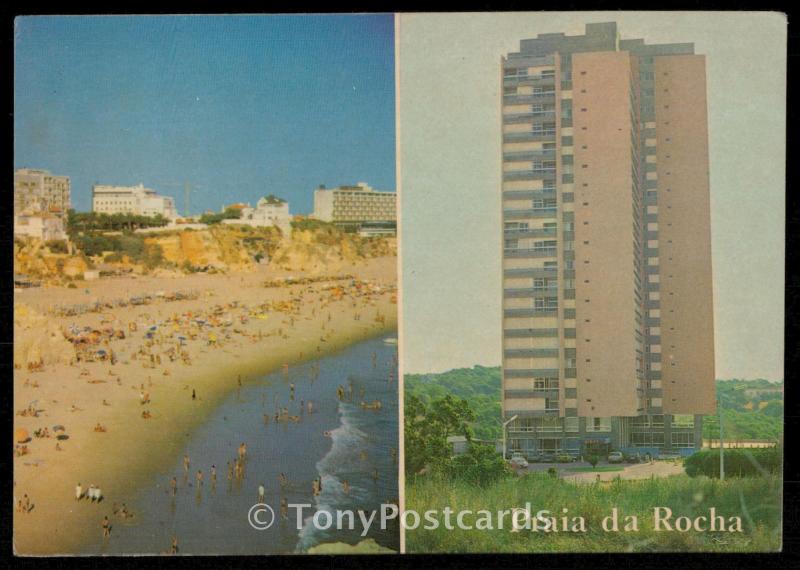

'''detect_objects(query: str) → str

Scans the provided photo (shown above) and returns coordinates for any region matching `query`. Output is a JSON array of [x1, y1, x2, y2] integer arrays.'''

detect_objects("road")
[[518, 460, 685, 483]]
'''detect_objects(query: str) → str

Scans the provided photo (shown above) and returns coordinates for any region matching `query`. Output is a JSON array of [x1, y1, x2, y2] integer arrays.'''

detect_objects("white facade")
[[221, 196, 291, 234], [14, 214, 66, 241], [92, 184, 178, 220], [313, 182, 396, 224]]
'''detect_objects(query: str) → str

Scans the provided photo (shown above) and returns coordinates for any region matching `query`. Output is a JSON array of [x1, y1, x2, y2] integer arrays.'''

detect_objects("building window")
[[671, 414, 695, 428], [533, 377, 559, 390], [534, 297, 558, 310], [564, 417, 579, 432], [671, 432, 695, 448], [586, 417, 611, 432]]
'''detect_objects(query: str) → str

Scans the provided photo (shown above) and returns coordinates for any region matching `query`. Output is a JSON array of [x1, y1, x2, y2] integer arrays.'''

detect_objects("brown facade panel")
[[572, 51, 641, 417], [654, 55, 716, 415]]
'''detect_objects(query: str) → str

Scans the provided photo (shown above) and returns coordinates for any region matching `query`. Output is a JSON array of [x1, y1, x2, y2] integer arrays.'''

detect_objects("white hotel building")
[[92, 183, 178, 220]]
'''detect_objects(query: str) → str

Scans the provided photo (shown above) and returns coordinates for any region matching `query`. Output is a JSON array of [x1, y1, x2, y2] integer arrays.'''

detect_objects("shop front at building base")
[[506, 414, 704, 460]]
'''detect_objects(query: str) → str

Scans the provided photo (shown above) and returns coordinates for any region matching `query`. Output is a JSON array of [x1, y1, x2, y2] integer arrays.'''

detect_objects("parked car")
[[555, 453, 576, 463], [608, 451, 624, 464], [537, 451, 556, 463], [509, 452, 529, 469]]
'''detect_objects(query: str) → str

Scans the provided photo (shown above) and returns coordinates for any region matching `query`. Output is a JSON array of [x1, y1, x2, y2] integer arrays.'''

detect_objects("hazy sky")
[[399, 12, 786, 380], [14, 15, 395, 215]]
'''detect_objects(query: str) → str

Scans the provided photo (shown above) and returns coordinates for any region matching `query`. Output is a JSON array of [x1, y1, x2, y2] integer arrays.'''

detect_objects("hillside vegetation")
[[405, 368, 783, 442]]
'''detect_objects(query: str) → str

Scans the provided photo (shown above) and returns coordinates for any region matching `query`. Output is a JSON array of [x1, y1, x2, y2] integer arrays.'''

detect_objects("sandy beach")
[[13, 256, 397, 555]]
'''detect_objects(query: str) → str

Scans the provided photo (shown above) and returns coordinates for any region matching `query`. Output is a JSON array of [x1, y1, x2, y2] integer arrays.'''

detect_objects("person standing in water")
[[210, 465, 217, 486], [183, 454, 190, 474], [102, 516, 111, 538], [171, 535, 179, 555], [171, 477, 178, 496], [280, 498, 289, 521], [258, 484, 265, 503]]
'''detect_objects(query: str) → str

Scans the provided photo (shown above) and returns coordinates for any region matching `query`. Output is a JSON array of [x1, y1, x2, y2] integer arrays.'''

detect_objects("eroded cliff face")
[[13, 303, 75, 369], [14, 239, 90, 283], [268, 228, 395, 274], [14, 224, 395, 282]]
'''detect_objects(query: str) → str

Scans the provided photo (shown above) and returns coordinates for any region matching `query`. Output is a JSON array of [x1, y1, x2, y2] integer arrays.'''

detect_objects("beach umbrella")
[[15, 428, 30, 443], [53, 425, 66, 432]]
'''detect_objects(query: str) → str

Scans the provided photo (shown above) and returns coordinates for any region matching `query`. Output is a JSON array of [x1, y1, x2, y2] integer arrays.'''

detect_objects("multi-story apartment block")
[[501, 22, 714, 459], [14, 168, 71, 216], [92, 183, 178, 220], [313, 182, 396, 232]]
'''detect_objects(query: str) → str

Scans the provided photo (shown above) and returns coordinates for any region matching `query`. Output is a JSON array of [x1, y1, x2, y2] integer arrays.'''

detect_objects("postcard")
[[11, 11, 786, 557]]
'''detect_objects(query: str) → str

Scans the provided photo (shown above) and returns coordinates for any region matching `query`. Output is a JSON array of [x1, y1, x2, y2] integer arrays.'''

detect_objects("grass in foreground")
[[405, 472, 781, 553], [565, 466, 625, 473]]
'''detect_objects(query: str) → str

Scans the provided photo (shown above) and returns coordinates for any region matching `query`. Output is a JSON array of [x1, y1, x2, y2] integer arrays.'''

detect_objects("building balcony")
[[503, 110, 558, 124], [503, 74, 557, 86], [503, 287, 559, 298], [503, 208, 557, 220], [504, 388, 559, 398], [503, 149, 557, 162], [504, 348, 560, 358], [502, 189, 556, 201], [504, 409, 561, 418], [503, 308, 558, 318], [502, 227, 557, 239], [503, 131, 557, 143], [503, 92, 556, 105], [503, 267, 557, 279], [504, 328, 558, 338], [503, 168, 557, 182], [504, 368, 560, 378], [503, 247, 557, 258]]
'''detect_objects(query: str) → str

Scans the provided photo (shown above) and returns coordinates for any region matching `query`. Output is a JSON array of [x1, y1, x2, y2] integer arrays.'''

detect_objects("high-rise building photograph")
[[500, 21, 713, 459], [400, 12, 784, 553]]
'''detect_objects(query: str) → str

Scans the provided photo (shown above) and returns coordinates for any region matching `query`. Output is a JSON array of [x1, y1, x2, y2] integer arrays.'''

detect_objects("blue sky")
[[14, 15, 396, 215]]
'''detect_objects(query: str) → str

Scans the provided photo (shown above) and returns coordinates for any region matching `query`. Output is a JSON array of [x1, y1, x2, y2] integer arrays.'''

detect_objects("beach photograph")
[[398, 12, 784, 552], [13, 15, 399, 555]]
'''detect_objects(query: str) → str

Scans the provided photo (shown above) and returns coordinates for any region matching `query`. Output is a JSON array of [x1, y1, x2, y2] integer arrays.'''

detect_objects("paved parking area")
[[519, 460, 685, 483]]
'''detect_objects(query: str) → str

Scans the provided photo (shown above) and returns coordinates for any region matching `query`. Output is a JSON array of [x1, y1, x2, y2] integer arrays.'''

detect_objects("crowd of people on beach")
[[14, 271, 398, 553]]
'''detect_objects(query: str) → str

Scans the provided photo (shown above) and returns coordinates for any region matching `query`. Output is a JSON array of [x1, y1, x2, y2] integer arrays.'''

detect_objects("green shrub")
[[684, 448, 781, 478], [45, 239, 69, 253], [447, 444, 511, 487]]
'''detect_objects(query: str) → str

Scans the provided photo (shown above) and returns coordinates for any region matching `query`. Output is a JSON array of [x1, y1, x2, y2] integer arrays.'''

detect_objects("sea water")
[[86, 336, 399, 554]]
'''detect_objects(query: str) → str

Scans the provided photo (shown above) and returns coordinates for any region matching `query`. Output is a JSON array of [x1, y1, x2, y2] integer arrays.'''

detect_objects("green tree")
[[448, 443, 511, 487], [404, 394, 476, 477]]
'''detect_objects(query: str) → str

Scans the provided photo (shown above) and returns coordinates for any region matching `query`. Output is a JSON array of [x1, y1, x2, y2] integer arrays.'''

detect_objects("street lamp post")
[[718, 398, 725, 481], [502, 415, 519, 461]]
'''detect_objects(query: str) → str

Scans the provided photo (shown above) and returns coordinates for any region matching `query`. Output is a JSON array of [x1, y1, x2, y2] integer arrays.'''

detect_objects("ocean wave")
[[296, 401, 377, 551]]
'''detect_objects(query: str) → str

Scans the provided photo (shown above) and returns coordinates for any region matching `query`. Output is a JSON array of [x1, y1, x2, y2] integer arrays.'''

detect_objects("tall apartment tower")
[[501, 22, 714, 458]]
